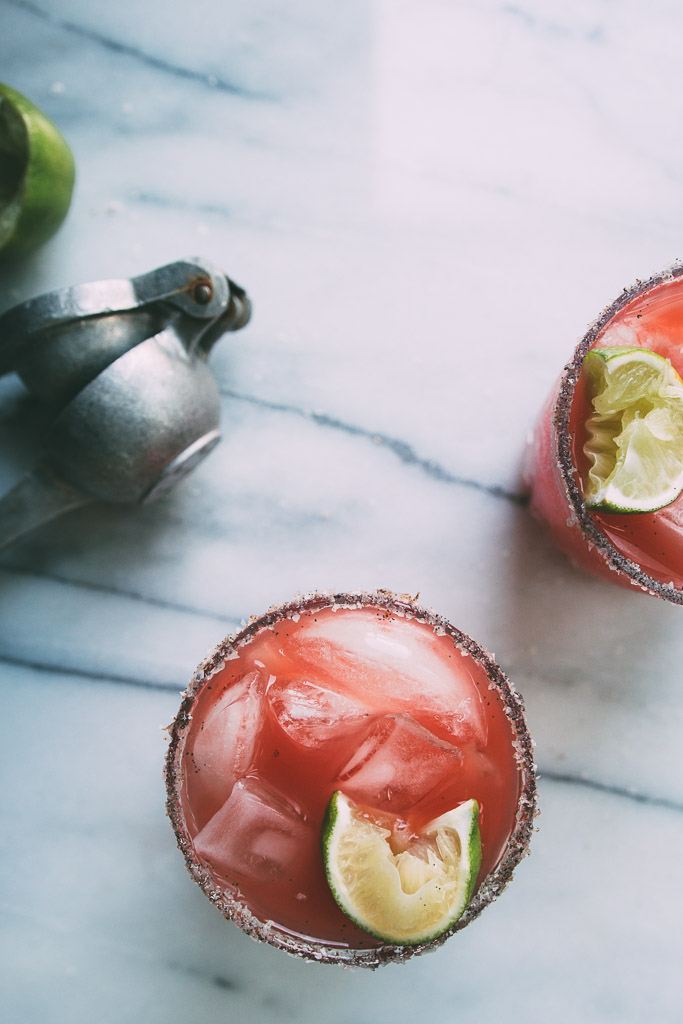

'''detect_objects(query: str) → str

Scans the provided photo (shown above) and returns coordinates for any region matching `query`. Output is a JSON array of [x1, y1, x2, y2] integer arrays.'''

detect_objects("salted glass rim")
[[554, 262, 683, 605], [164, 589, 538, 967]]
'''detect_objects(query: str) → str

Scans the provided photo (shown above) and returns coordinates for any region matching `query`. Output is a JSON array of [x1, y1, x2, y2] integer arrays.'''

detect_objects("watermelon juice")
[[165, 592, 536, 967], [525, 265, 683, 603]]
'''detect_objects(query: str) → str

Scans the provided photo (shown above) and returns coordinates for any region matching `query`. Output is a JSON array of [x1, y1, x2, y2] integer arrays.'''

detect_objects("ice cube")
[[337, 713, 463, 809], [287, 609, 487, 745], [267, 675, 372, 748], [190, 669, 266, 816], [193, 776, 310, 883]]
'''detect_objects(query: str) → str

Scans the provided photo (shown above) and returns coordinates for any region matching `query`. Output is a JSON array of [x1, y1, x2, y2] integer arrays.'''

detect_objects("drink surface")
[[570, 279, 683, 588], [177, 604, 523, 947]]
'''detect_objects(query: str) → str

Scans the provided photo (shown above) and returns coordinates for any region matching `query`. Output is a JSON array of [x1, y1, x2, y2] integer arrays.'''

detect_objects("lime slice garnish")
[[0, 83, 75, 257], [321, 791, 482, 946], [582, 346, 683, 513]]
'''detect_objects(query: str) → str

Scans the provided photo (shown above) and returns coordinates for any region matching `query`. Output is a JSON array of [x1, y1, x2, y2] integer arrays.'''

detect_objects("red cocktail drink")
[[525, 265, 683, 603], [165, 592, 536, 966]]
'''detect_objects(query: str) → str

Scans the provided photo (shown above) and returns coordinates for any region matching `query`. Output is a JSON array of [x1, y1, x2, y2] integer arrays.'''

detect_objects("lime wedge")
[[0, 83, 75, 257], [582, 346, 683, 513], [321, 791, 482, 946]]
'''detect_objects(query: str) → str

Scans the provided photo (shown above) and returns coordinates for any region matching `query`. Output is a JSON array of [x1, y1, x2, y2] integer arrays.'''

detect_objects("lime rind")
[[582, 346, 683, 513], [321, 791, 481, 946], [0, 82, 75, 256]]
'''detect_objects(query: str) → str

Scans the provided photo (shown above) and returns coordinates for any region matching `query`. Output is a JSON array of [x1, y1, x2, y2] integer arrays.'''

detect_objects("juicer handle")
[[0, 466, 91, 550], [0, 258, 236, 377]]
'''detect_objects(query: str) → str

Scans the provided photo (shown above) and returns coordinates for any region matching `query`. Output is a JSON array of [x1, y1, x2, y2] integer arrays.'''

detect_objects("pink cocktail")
[[165, 591, 536, 967], [525, 264, 683, 603]]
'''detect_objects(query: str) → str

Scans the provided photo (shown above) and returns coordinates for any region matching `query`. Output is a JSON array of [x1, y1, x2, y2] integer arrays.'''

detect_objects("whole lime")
[[0, 82, 75, 257]]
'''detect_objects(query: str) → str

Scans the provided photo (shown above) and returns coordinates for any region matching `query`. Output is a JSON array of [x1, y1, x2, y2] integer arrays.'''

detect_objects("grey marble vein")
[[501, 3, 606, 42], [1, 900, 245, 1000], [162, 957, 243, 993], [3, 0, 264, 99], [541, 769, 683, 815], [221, 388, 527, 505], [0, 652, 181, 692], [0, 564, 240, 625], [131, 191, 234, 219]]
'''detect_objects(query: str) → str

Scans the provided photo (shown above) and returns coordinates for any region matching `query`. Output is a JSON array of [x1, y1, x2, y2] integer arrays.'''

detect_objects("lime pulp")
[[321, 791, 482, 946], [582, 346, 683, 514]]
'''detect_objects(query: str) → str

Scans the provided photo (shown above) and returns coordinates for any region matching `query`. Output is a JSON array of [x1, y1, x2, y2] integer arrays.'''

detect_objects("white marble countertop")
[[2, 1, 682, 1021]]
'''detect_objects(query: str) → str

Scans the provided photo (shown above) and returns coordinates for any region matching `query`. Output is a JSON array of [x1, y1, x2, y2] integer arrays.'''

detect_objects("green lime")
[[0, 83, 75, 257], [582, 346, 683, 513], [321, 791, 481, 946]]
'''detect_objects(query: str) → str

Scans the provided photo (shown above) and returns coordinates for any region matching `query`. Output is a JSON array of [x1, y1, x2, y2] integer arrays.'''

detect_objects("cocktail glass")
[[165, 590, 536, 967], [525, 264, 683, 604]]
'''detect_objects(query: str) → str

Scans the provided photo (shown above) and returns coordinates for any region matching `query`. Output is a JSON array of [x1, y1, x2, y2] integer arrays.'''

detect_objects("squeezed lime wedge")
[[0, 83, 75, 257], [321, 791, 481, 946], [582, 346, 683, 513]]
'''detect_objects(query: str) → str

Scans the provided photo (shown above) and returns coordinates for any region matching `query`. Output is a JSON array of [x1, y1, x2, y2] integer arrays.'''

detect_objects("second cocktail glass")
[[165, 591, 536, 966], [525, 264, 683, 604]]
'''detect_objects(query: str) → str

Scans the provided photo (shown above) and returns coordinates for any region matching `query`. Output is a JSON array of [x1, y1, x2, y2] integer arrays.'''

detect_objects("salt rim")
[[164, 589, 538, 968], [554, 263, 683, 605]]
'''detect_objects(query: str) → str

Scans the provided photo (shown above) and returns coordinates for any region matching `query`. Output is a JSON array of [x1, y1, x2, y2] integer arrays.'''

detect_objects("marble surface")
[[1, 1, 683, 1020]]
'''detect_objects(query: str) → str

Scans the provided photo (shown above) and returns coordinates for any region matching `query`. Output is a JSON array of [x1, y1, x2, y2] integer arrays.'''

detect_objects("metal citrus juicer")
[[0, 257, 251, 549]]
